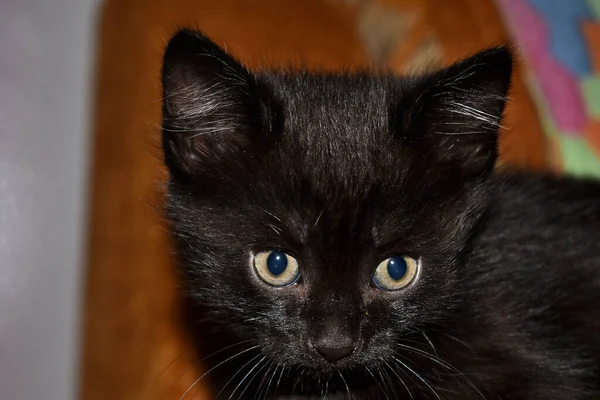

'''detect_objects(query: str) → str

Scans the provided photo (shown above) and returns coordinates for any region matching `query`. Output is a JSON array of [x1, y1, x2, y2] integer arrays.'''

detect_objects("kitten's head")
[[161, 29, 511, 390]]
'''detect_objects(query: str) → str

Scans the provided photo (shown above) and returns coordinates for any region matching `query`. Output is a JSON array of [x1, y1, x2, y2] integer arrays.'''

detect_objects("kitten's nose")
[[312, 338, 356, 362]]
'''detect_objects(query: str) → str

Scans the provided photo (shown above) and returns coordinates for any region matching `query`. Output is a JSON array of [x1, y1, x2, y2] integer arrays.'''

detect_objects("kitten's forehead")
[[265, 73, 400, 198], [269, 73, 392, 135]]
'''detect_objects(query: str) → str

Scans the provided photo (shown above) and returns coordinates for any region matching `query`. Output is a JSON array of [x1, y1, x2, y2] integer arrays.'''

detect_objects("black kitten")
[[161, 29, 600, 400]]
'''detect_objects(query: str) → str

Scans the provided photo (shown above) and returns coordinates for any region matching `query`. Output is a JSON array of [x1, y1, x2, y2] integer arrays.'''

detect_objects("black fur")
[[161, 29, 600, 399]]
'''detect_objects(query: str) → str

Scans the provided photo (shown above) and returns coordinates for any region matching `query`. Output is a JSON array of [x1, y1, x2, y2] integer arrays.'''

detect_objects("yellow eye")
[[373, 255, 418, 291], [253, 250, 300, 287]]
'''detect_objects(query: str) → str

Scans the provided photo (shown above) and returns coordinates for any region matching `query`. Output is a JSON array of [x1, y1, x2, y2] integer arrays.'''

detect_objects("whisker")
[[290, 366, 302, 394], [434, 130, 490, 136], [391, 355, 442, 400], [214, 353, 262, 399], [383, 359, 414, 400], [443, 333, 477, 355], [253, 360, 274, 400], [179, 344, 260, 400], [274, 365, 286, 399], [268, 224, 283, 236], [321, 374, 329, 400], [261, 209, 282, 223], [160, 339, 254, 400], [144, 351, 188, 400], [235, 355, 269, 400], [261, 362, 279, 400], [378, 365, 398, 400], [365, 366, 388, 399], [314, 208, 325, 228], [396, 343, 487, 400], [421, 331, 438, 357], [200, 339, 255, 362], [422, 327, 477, 354], [334, 367, 352, 400]]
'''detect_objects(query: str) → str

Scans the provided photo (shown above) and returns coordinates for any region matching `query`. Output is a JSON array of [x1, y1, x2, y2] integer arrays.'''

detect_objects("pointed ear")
[[161, 29, 264, 181], [398, 47, 513, 178]]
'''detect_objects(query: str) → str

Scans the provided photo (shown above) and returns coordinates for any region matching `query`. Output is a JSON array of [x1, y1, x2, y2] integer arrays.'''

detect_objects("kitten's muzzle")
[[306, 290, 361, 363]]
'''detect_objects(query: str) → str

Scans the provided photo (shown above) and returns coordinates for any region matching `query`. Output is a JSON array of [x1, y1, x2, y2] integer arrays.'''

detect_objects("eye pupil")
[[266, 251, 288, 276], [387, 256, 408, 281]]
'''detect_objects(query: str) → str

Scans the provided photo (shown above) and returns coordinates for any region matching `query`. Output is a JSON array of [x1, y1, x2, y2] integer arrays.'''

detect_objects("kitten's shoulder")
[[477, 169, 600, 249], [491, 169, 600, 212]]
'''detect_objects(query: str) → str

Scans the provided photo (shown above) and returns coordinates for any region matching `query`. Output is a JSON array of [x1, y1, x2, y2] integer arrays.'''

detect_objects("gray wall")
[[0, 0, 99, 398]]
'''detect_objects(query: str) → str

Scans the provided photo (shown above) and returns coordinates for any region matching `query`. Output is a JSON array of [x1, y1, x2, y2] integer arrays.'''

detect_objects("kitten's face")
[[162, 30, 511, 388]]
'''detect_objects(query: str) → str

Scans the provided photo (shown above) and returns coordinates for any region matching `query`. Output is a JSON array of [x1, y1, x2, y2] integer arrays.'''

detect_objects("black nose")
[[313, 342, 356, 362]]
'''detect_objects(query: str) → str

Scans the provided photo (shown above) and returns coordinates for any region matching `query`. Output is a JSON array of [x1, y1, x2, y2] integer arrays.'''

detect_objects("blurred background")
[[1, 0, 599, 399]]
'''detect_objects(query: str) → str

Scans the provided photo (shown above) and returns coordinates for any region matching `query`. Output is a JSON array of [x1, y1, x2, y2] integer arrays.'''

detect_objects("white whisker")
[[334, 367, 352, 400], [391, 355, 442, 400], [214, 353, 262, 399], [378, 365, 398, 400], [384, 359, 414, 400], [262, 209, 282, 222], [365, 366, 390, 400], [396, 342, 488, 400], [234, 355, 269, 400], [179, 344, 259, 400], [274, 365, 286, 398], [260, 362, 279, 400], [314, 208, 325, 228], [422, 332, 438, 357]]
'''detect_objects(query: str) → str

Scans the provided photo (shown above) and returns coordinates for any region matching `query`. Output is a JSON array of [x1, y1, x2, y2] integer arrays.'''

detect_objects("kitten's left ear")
[[399, 47, 513, 178]]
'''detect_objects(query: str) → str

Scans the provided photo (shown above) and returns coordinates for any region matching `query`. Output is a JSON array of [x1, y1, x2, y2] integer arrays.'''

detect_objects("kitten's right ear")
[[396, 47, 512, 179], [161, 29, 261, 181]]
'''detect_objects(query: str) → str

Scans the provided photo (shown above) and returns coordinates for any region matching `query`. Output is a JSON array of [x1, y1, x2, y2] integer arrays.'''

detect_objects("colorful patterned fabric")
[[495, 0, 600, 178]]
